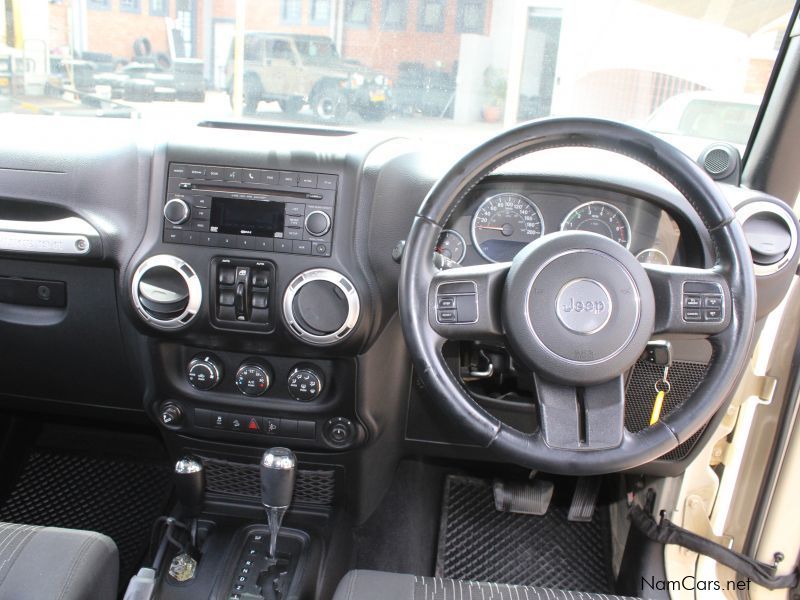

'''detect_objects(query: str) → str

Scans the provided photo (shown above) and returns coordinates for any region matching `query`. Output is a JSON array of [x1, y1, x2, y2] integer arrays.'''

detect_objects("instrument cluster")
[[436, 183, 683, 267]]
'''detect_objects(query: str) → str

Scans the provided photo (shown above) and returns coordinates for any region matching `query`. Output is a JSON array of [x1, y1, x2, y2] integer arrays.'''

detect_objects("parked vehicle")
[[226, 33, 391, 121]]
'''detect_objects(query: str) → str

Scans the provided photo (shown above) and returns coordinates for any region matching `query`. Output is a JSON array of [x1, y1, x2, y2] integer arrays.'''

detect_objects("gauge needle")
[[476, 225, 505, 231]]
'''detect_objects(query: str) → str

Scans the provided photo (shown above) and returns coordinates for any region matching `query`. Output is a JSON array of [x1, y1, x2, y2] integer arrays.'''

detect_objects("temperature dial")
[[287, 365, 325, 402], [235, 360, 273, 397], [187, 354, 222, 391]]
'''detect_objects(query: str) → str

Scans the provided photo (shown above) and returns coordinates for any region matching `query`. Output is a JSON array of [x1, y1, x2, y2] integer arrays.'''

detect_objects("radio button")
[[199, 233, 218, 246], [285, 204, 305, 217], [286, 215, 303, 228], [280, 172, 298, 186], [312, 243, 329, 256], [182, 231, 198, 244], [192, 221, 209, 231], [218, 235, 236, 248], [237, 237, 256, 250], [164, 230, 181, 243], [292, 240, 311, 255], [255, 238, 274, 252], [192, 208, 210, 220], [224, 168, 241, 182], [206, 167, 223, 180], [275, 239, 292, 253], [299, 173, 318, 188], [187, 165, 206, 178], [191, 196, 210, 208], [243, 169, 261, 184], [170, 164, 190, 177], [263, 170, 280, 185], [284, 228, 302, 240], [318, 175, 338, 190]]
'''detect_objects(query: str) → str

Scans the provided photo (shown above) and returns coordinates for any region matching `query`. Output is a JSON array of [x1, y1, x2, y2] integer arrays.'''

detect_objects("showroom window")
[[281, 0, 303, 24], [311, 0, 332, 25]]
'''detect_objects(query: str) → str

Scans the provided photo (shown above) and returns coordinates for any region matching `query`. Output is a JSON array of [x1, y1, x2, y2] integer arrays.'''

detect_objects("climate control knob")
[[163, 198, 190, 225], [287, 365, 325, 402], [235, 360, 273, 397], [187, 354, 222, 391]]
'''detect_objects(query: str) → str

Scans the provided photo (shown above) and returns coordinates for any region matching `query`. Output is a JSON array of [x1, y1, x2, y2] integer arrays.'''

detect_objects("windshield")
[[0, 0, 793, 155]]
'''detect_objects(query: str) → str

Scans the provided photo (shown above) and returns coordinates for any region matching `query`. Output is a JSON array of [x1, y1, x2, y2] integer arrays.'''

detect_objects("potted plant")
[[482, 67, 506, 123]]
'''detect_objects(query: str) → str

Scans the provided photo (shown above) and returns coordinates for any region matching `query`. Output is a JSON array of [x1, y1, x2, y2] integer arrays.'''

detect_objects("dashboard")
[[435, 181, 687, 268], [0, 115, 795, 480]]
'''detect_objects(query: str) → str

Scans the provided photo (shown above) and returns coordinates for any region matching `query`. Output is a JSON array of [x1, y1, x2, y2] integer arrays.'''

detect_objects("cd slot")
[[189, 185, 320, 201]]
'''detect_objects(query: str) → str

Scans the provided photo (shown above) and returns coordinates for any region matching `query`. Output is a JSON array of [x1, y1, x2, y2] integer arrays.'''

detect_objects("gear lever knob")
[[260, 447, 297, 558], [174, 457, 204, 519]]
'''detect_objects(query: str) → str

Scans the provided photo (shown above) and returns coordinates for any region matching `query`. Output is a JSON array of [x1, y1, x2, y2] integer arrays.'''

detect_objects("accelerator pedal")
[[568, 476, 601, 522], [493, 478, 554, 515]]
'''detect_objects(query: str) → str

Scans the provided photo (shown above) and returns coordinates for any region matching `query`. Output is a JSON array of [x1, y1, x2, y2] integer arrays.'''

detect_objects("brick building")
[[48, 0, 492, 85]]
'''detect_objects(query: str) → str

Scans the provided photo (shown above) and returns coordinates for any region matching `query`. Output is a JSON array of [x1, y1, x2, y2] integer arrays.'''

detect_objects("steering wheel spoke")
[[427, 262, 508, 343], [533, 374, 626, 450], [644, 264, 731, 335]]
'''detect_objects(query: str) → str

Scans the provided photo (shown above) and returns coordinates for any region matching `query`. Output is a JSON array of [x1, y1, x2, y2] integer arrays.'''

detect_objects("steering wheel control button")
[[235, 360, 273, 397], [682, 281, 724, 323], [187, 354, 223, 391], [435, 281, 478, 324], [287, 365, 325, 402], [555, 278, 612, 335]]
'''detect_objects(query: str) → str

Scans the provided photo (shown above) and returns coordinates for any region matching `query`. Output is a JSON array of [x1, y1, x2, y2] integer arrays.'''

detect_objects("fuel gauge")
[[435, 229, 467, 264], [636, 248, 670, 265]]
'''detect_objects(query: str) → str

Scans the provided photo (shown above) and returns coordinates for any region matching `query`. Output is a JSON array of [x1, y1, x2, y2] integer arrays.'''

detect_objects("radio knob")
[[305, 211, 331, 237], [164, 198, 190, 225]]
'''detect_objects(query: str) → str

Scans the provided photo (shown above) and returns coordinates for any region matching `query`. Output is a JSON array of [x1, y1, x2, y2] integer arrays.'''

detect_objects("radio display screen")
[[210, 197, 285, 237]]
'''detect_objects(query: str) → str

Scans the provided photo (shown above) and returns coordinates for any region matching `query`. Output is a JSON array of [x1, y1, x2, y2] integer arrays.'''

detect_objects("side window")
[[267, 40, 294, 62], [243, 37, 263, 62]]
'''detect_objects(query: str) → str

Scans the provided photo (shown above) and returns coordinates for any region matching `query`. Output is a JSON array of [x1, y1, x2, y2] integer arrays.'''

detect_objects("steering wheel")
[[399, 118, 756, 475]]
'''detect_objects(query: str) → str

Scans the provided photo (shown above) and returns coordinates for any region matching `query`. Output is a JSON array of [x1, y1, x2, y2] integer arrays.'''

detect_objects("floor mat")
[[0, 442, 172, 587], [436, 475, 615, 592]]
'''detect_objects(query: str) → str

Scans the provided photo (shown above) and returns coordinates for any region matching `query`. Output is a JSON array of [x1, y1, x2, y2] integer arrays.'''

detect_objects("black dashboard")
[[0, 115, 796, 488]]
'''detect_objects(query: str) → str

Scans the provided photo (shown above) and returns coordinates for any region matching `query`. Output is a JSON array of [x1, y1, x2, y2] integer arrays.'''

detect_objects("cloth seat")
[[0, 522, 118, 600], [332, 570, 640, 600]]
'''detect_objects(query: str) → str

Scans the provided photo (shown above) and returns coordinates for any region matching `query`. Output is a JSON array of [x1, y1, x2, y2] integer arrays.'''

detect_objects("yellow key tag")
[[650, 390, 665, 425]]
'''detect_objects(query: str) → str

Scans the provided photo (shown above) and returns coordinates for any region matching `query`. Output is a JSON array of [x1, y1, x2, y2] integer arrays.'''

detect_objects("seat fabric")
[[332, 570, 640, 600], [0, 522, 118, 600]]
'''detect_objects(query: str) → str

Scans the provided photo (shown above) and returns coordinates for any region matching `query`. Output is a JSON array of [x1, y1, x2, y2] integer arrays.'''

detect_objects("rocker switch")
[[234, 267, 251, 321]]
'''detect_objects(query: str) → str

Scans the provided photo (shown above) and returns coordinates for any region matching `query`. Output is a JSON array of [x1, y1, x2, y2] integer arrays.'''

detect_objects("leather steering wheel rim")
[[399, 117, 756, 475]]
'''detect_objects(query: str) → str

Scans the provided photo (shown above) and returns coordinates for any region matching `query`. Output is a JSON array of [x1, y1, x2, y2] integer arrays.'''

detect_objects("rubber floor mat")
[[436, 475, 615, 592], [0, 448, 172, 586]]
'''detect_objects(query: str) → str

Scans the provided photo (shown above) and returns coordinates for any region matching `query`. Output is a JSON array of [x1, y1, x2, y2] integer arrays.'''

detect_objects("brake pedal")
[[568, 476, 601, 522], [493, 478, 554, 515]]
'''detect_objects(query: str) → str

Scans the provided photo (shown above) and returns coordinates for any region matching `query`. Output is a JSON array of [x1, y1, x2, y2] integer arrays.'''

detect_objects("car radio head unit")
[[162, 163, 336, 257], [210, 197, 286, 238]]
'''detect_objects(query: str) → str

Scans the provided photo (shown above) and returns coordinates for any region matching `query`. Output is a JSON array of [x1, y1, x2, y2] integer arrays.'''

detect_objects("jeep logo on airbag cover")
[[556, 278, 612, 334]]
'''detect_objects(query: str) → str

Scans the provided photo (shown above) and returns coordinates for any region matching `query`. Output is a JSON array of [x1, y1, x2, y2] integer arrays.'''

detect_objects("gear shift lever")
[[174, 457, 204, 519], [260, 447, 297, 559]]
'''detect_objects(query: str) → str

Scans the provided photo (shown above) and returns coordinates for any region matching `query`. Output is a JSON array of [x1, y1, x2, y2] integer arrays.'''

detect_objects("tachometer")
[[435, 229, 466, 264], [561, 201, 631, 248], [470, 193, 544, 262]]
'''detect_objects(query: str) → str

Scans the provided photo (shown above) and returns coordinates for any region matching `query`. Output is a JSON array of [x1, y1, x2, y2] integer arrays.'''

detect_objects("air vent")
[[283, 269, 360, 345], [698, 143, 740, 183], [131, 255, 202, 329], [736, 201, 798, 276]]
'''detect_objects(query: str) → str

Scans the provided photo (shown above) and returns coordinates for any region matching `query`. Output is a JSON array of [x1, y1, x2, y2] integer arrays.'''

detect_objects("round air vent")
[[283, 268, 360, 345], [131, 255, 202, 329], [736, 202, 798, 276], [698, 143, 740, 182]]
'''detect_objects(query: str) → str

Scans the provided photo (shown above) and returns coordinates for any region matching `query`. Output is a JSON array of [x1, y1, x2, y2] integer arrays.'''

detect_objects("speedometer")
[[470, 193, 544, 262], [561, 201, 631, 249]]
